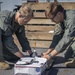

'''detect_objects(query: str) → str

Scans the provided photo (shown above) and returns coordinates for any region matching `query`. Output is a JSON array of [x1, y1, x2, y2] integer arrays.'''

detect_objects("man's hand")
[[41, 49, 54, 56], [42, 49, 58, 61], [42, 54, 50, 61], [26, 50, 33, 55]]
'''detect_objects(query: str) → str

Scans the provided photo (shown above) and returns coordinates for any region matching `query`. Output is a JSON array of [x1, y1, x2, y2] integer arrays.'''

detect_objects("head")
[[45, 2, 64, 24], [15, 4, 33, 25]]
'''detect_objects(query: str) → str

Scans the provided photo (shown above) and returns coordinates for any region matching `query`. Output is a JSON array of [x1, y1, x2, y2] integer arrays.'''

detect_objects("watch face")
[[49, 54, 52, 58]]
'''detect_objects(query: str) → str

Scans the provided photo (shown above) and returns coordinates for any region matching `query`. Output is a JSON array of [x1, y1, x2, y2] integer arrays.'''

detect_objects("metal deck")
[[0, 48, 75, 75]]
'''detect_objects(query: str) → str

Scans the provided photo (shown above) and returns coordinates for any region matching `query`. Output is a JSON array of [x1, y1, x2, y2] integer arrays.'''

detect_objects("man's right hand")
[[42, 54, 51, 61], [41, 49, 54, 56]]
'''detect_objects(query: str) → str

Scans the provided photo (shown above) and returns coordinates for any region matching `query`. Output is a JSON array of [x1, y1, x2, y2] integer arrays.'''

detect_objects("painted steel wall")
[[0, 0, 75, 11]]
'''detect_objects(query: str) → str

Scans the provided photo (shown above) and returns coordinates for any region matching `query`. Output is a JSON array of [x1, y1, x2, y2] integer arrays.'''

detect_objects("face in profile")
[[17, 12, 32, 25], [48, 12, 64, 24], [15, 5, 33, 26]]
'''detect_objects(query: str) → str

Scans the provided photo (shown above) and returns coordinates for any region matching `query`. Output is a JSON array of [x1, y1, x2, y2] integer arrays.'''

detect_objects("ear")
[[57, 12, 61, 15], [57, 12, 60, 15], [15, 12, 20, 21], [56, 12, 62, 18]]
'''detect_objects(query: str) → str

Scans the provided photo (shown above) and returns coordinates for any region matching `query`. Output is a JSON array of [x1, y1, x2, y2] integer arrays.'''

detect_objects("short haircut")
[[18, 4, 33, 17], [45, 2, 64, 18]]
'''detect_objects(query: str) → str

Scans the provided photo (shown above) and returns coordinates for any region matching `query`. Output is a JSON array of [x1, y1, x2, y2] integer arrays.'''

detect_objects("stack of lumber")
[[14, 2, 75, 49]]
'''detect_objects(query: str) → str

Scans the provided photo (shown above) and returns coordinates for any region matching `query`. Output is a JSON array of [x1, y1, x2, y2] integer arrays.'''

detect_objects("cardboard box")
[[14, 57, 47, 75]]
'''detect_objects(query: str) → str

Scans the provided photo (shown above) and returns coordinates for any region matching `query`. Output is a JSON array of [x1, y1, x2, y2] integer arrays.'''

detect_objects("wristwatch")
[[48, 53, 52, 58]]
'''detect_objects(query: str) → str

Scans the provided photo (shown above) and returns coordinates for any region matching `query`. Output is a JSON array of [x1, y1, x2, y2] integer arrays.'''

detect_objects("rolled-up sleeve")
[[55, 18, 75, 52], [49, 23, 64, 49], [15, 26, 31, 52], [3, 27, 19, 53]]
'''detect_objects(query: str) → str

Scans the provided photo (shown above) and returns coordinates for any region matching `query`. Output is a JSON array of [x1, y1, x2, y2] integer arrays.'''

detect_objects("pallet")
[[14, 2, 75, 48], [23, 2, 75, 10]]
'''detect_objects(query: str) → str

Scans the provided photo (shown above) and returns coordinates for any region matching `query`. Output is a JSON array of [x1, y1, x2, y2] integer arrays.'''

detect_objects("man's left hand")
[[42, 54, 50, 61]]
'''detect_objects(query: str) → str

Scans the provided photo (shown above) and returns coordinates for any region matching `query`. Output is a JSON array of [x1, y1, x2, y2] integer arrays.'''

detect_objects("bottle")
[[32, 50, 38, 58], [31, 50, 39, 63]]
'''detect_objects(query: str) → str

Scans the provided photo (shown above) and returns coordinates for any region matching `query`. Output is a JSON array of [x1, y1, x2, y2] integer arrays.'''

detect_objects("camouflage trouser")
[[64, 40, 75, 59], [0, 28, 4, 61], [0, 28, 19, 62]]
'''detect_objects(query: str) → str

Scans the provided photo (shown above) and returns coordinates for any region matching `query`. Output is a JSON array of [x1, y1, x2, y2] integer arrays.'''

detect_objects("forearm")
[[46, 49, 54, 54], [42, 49, 58, 60], [14, 51, 24, 58], [55, 36, 74, 53], [16, 28, 31, 51], [50, 49, 58, 57]]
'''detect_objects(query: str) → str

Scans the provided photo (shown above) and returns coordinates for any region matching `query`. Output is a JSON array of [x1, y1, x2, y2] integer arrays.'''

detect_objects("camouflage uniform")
[[0, 10, 31, 61], [49, 10, 75, 59]]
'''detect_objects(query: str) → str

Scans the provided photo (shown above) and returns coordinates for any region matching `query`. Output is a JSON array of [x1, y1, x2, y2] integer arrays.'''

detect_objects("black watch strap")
[[48, 54, 52, 58]]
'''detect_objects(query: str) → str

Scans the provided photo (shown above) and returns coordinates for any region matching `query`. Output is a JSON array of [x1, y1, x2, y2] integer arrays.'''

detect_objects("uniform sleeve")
[[15, 26, 31, 52], [3, 27, 19, 53], [55, 18, 75, 52], [0, 28, 4, 60], [49, 23, 64, 49]]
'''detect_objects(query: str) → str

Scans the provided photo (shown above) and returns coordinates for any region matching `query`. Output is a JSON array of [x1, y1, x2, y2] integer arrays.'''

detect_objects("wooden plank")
[[26, 32, 54, 40], [23, 2, 49, 10], [23, 2, 75, 10], [34, 12, 45, 18], [28, 40, 52, 48], [13, 34, 52, 48], [25, 25, 55, 31], [27, 19, 55, 24], [61, 2, 75, 10]]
